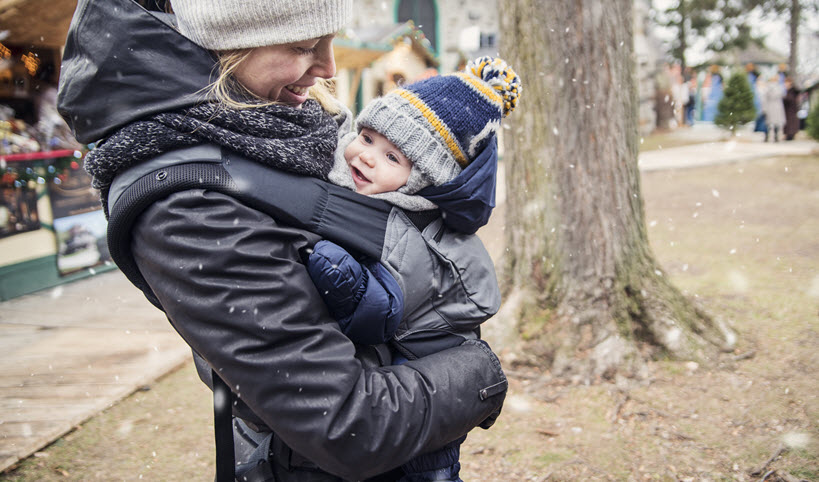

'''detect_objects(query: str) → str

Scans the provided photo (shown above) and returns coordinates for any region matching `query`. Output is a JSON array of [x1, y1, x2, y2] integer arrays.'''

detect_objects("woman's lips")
[[286, 85, 309, 96], [278, 84, 310, 106]]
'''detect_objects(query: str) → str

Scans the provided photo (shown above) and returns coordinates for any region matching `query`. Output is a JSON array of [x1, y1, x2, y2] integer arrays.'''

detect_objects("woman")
[[762, 76, 786, 142], [57, 1, 506, 480]]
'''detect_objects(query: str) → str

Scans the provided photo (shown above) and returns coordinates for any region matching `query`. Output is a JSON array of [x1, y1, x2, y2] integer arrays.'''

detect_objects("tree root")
[[508, 262, 738, 381], [749, 445, 786, 477], [631, 270, 736, 362]]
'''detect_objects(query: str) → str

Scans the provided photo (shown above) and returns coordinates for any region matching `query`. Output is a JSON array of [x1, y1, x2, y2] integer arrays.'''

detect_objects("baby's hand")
[[306, 240, 367, 320]]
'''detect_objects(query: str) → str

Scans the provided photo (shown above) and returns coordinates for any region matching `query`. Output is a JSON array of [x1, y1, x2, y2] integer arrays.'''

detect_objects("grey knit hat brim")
[[355, 94, 463, 188], [172, 0, 352, 50]]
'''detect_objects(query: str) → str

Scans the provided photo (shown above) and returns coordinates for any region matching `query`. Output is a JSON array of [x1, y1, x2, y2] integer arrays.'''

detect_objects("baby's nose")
[[360, 151, 376, 166]]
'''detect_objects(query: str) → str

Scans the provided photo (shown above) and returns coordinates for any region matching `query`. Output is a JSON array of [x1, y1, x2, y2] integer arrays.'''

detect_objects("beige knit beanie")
[[171, 0, 353, 50]]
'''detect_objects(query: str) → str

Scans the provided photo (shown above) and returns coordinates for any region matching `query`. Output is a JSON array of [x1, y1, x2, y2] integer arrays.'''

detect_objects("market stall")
[[0, 0, 113, 301], [0, 147, 113, 301]]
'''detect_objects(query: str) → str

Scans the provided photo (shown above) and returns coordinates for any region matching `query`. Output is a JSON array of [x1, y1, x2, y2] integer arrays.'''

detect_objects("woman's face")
[[233, 35, 337, 107]]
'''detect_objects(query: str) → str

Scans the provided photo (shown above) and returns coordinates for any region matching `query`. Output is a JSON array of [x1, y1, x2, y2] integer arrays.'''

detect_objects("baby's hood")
[[417, 137, 498, 235], [329, 132, 499, 234]]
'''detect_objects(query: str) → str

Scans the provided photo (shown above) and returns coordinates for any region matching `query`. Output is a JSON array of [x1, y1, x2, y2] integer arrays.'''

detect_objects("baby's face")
[[344, 128, 412, 195]]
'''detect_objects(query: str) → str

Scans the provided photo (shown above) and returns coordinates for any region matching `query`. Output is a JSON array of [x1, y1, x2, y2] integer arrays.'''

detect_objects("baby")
[[308, 57, 521, 481]]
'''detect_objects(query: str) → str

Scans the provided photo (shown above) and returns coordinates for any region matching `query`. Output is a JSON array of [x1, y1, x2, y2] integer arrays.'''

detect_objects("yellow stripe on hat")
[[456, 72, 503, 105], [396, 89, 469, 167]]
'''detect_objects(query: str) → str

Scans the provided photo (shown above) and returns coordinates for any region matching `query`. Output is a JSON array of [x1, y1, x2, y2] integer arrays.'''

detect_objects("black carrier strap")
[[107, 162, 241, 480], [107, 151, 394, 310], [107, 161, 240, 309], [212, 370, 236, 482]]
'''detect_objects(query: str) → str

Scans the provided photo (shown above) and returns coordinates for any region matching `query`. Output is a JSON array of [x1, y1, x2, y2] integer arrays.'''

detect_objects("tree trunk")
[[678, 0, 688, 72], [789, 0, 800, 80], [498, 0, 735, 381]]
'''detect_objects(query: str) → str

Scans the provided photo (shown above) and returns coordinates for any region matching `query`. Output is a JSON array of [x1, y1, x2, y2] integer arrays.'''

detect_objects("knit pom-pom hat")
[[171, 0, 352, 50], [356, 56, 522, 191]]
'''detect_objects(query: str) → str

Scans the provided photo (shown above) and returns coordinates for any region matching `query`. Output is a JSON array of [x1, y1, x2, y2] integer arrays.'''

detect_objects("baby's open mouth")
[[352, 166, 370, 184]]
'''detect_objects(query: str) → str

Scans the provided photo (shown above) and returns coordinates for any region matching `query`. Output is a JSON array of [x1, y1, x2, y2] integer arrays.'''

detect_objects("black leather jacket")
[[57, 1, 507, 480]]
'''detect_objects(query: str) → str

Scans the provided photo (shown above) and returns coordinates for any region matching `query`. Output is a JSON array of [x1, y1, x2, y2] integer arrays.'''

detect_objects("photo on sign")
[[47, 163, 110, 275], [53, 209, 109, 275]]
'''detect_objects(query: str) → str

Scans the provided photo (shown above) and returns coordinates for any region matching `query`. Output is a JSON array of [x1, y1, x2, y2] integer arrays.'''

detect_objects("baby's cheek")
[[343, 143, 355, 162]]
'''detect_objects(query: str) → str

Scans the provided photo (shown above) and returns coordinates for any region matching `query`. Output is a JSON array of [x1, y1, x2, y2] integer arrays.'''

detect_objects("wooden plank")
[[0, 273, 191, 472]]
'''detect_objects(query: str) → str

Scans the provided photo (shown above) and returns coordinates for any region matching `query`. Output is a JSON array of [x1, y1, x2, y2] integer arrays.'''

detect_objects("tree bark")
[[678, 0, 689, 72], [789, 0, 800, 80], [498, 0, 735, 381]]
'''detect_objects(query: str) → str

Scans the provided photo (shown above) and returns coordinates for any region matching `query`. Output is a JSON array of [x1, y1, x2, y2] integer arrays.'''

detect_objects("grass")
[[3, 153, 818, 481]]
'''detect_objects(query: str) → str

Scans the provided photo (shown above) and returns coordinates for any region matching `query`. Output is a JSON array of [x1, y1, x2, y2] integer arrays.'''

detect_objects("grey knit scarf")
[[84, 99, 339, 213]]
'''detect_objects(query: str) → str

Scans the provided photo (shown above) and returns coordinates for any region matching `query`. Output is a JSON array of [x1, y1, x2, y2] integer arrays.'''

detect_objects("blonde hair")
[[209, 50, 342, 114]]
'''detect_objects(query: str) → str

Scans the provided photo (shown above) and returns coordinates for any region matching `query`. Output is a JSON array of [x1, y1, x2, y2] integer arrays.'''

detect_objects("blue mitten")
[[306, 240, 367, 321], [307, 240, 404, 345]]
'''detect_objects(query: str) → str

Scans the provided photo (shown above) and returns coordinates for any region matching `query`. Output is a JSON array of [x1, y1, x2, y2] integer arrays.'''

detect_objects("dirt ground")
[[3, 152, 818, 481], [462, 153, 819, 481]]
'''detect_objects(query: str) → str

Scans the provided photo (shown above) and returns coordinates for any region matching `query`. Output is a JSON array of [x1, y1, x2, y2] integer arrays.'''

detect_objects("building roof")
[[706, 42, 788, 68], [0, 0, 77, 48], [338, 21, 438, 69]]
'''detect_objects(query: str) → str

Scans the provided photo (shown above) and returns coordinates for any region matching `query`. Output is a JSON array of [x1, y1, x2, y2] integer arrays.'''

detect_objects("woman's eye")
[[294, 47, 317, 56]]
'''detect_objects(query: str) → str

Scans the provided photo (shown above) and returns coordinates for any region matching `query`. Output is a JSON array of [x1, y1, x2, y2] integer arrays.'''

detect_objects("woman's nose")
[[310, 42, 336, 79]]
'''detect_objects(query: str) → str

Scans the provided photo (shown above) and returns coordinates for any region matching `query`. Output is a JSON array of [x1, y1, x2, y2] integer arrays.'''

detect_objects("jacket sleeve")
[[306, 239, 403, 345], [130, 189, 506, 481]]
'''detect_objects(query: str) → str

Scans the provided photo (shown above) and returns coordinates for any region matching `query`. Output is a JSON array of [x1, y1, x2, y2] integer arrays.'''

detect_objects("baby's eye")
[[361, 134, 373, 144], [387, 153, 400, 163]]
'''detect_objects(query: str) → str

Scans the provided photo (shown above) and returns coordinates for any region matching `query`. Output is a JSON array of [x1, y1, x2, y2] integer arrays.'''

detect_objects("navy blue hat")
[[356, 56, 522, 188]]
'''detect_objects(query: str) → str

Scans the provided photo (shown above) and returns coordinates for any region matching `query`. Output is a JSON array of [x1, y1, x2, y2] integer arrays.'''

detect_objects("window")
[[397, 0, 438, 52], [480, 33, 496, 49]]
